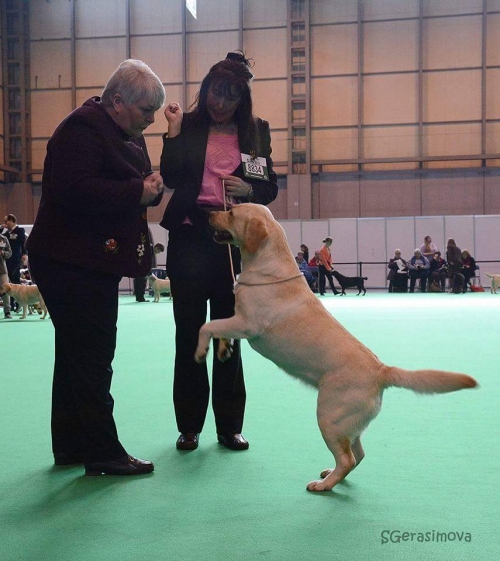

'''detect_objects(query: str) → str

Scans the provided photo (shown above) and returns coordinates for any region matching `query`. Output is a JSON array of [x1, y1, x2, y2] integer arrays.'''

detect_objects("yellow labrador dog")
[[484, 272, 500, 294], [147, 273, 171, 302], [1, 283, 47, 319], [194, 204, 477, 492]]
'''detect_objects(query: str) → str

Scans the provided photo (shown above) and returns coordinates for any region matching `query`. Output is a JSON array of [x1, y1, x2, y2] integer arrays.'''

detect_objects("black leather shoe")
[[217, 433, 249, 451], [84, 455, 154, 476], [54, 453, 85, 466], [176, 433, 199, 450]]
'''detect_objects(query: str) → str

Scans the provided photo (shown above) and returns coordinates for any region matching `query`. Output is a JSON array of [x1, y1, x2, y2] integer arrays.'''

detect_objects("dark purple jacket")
[[27, 97, 160, 277]]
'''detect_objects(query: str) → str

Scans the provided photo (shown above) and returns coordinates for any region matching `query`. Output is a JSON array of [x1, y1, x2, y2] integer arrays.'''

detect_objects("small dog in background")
[[331, 270, 368, 296], [147, 273, 172, 302], [484, 272, 500, 294], [1, 283, 47, 319]]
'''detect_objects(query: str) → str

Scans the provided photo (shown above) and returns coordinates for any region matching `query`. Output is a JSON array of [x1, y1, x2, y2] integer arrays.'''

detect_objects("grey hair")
[[101, 59, 165, 109]]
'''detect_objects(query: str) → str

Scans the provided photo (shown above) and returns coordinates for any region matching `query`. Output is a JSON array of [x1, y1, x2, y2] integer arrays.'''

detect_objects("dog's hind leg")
[[307, 435, 356, 492]]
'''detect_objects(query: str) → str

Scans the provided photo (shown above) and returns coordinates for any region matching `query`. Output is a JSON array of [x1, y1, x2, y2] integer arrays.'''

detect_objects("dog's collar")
[[236, 273, 304, 286]]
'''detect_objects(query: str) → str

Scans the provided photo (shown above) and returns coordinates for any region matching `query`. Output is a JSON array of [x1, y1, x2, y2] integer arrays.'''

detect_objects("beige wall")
[[3, 0, 500, 222]]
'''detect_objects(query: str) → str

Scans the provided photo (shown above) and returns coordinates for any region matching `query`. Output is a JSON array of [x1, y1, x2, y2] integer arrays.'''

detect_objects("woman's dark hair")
[[190, 51, 260, 152]]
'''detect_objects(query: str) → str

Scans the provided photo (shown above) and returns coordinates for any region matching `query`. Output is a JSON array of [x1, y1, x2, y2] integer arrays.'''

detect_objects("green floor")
[[1, 291, 498, 561]]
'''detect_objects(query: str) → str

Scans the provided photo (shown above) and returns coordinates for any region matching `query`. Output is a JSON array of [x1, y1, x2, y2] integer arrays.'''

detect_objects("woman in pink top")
[[160, 52, 278, 452]]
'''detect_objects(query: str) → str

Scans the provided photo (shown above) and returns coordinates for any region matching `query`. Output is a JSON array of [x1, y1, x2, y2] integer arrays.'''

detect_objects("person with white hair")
[[408, 248, 430, 292], [27, 59, 165, 476]]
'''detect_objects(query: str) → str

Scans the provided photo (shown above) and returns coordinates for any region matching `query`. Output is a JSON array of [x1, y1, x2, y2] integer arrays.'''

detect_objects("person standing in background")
[[1, 214, 27, 312], [160, 51, 278, 452], [27, 59, 165, 476], [318, 237, 339, 296], [0, 232, 12, 319]]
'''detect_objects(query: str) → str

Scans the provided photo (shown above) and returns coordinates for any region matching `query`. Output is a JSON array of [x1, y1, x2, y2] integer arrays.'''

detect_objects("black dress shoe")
[[176, 433, 199, 450], [54, 452, 85, 466], [217, 433, 249, 451], [84, 455, 154, 476]]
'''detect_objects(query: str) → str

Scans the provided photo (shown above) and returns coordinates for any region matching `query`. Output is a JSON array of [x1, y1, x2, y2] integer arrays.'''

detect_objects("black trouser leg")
[[29, 253, 126, 463], [168, 227, 245, 435]]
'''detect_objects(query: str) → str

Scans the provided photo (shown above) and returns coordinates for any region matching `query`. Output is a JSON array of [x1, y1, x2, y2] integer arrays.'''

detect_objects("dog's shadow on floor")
[[310, 479, 355, 502]]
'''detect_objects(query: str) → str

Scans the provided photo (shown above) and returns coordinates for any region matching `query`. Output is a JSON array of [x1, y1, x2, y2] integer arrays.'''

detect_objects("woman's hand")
[[141, 172, 164, 206], [220, 174, 252, 198], [164, 102, 183, 138]]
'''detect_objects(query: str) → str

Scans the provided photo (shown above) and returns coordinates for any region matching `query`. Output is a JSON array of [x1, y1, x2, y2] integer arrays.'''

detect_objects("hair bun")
[[226, 51, 251, 67]]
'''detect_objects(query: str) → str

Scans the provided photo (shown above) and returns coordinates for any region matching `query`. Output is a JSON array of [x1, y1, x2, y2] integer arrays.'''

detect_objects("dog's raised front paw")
[[217, 338, 234, 362], [194, 347, 209, 363]]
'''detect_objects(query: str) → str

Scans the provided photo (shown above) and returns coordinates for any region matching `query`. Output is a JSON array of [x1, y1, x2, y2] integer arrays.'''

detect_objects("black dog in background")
[[331, 270, 367, 296]]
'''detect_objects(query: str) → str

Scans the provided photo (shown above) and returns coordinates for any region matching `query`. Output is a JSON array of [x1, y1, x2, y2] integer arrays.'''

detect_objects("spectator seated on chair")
[[460, 249, 477, 292], [296, 252, 316, 292], [407, 249, 430, 293], [429, 251, 447, 292], [387, 249, 409, 293]]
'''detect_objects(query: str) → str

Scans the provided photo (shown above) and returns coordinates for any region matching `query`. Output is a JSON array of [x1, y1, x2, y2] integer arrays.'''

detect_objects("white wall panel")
[[301, 220, 329, 256], [76, 0, 127, 38], [357, 218, 387, 284], [244, 29, 288, 79], [76, 38, 127, 87], [311, 24, 358, 76], [364, 20, 418, 73], [415, 216, 446, 255], [31, 90, 72, 138], [131, 35, 183, 84], [279, 220, 302, 257], [130, 0, 183, 35], [243, 0, 287, 27], [444, 215, 474, 254], [186, 32, 240, 82], [31, 41, 72, 89], [30, 0, 72, 40], [474, 215, 500, 268], [330, 218, 358, 276], [386, 217, 416, 261]]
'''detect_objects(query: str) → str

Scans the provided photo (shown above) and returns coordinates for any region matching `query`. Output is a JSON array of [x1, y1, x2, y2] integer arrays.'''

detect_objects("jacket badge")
[[137, 233, 146, 264], [104, 239, 118, 253]]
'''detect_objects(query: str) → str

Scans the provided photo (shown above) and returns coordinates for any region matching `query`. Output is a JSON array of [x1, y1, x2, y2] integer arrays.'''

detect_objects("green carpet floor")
[[1, 291, 498, 561]]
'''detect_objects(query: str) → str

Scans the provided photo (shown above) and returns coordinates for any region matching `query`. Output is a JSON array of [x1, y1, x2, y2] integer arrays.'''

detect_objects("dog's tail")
[[484, 273, 496, 279], [382, 365, 478, 394]]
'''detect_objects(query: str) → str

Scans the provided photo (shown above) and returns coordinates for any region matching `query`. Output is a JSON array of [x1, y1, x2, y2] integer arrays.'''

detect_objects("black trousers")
[[167, 225, 246, 435], [318, 265, 338, 294], [29, 253, 127, 463], [133, 276, 147, 300]]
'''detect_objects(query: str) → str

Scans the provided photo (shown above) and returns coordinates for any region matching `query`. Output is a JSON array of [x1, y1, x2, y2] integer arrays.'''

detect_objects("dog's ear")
[[244, 217, 269, 253]]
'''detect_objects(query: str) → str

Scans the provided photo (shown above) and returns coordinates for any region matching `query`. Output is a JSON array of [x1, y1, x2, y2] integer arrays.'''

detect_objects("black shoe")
[[333, 290, 340, 295], [85, 455, 154, 476], [176, 433, 199, 450], [217, 433, 249, 451], [4, 313, 12, 319], [135, 298, 149, 302], [54, 452, 85, 466]]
